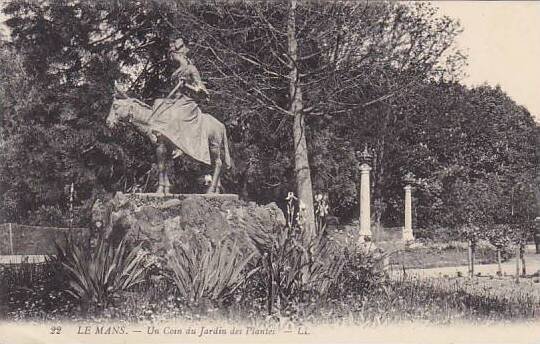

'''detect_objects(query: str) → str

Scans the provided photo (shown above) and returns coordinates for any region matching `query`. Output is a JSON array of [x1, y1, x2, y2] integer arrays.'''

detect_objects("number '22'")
[[50, 326, 62, 334]]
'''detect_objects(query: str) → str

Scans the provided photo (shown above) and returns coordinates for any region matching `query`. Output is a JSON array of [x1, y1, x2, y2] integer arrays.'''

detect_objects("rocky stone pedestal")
[[92, 192, 285, 257]]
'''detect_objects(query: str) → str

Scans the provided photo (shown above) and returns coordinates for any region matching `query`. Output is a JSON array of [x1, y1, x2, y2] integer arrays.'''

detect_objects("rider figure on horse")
[[152, 36, 225, 194], [156, 37, 211, 162], [107, 36, 231, 194], [168, 38, 209, 102]]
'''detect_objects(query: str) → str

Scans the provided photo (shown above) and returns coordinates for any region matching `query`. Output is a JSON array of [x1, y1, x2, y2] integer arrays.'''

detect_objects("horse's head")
[[106, 99, 134, 127]]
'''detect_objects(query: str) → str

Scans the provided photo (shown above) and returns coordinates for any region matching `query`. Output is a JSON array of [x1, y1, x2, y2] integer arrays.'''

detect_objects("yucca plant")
[[166, 233, 258, 306], [263, 224, 345, 312], [256, 193, 345, 315], [54, 235, 148, 309]]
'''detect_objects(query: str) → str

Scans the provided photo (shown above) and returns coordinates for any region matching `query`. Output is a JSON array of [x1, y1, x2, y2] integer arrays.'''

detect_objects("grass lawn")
[[406, 274, 540, 303]]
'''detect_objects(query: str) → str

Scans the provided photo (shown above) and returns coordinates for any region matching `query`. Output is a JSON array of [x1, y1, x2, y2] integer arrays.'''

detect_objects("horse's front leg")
[[156, 136, 170, 194], [207, 146, 222, 194]]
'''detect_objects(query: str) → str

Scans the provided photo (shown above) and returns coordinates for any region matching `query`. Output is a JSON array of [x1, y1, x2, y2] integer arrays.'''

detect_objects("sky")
[[435, 1, 540, 123], [0, 1, 539, 122]]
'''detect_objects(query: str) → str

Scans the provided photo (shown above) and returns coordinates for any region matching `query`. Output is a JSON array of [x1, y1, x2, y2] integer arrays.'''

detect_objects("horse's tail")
[[222, 125, 233, 170]]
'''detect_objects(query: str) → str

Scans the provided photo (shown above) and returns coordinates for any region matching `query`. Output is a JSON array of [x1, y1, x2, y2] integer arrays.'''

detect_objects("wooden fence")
[[0, 223, 90, 256]]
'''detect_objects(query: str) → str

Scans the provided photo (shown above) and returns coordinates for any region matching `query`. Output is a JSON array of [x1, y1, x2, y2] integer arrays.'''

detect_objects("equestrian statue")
[[106, 37, 232, 194]]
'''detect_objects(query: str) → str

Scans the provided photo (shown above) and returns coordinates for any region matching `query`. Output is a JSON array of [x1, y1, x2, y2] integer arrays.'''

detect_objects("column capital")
[[404, 185, 413, 192], [359, 163, 372, 172]]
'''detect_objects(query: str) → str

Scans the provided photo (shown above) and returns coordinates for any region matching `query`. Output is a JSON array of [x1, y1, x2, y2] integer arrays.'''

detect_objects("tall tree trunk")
[[496, 248, 502, 276], [535, 219, 540, 254], [520, 243, 526, 276], [288, 0, 315, 234], [467, 240, 472, 277], [515, 244, 520, 284], [470, 242, 475, 277]]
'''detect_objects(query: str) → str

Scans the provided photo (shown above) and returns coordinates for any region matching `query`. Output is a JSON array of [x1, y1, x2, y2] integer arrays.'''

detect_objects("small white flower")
[[323, 204, 329, 213], [286, 192, 297, 201]]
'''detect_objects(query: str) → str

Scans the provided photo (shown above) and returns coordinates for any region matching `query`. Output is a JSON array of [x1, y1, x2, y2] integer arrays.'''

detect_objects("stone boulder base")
[[92, 193, 285, 257]]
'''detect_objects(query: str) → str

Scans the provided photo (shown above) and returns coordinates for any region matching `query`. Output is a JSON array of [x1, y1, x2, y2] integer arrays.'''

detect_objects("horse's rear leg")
[[163, 172, 171, 194], [217, 178, 224, 194], [207, 147, 222, 194]]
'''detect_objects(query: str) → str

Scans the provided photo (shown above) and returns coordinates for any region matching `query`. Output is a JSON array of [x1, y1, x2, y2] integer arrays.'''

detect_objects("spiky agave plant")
[[54, 235, 148, 309], [166, 234, 258, 306]]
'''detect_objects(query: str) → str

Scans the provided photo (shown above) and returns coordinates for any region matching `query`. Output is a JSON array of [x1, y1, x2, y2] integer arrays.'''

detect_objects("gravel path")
[[393, 245, 540, 278]]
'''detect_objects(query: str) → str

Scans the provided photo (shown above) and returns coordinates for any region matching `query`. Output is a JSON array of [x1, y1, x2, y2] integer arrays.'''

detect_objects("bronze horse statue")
[[106, 97, 232, 194]]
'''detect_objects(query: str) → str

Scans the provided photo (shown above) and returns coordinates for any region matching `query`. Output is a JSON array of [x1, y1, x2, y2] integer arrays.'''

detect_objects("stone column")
[[403, 185, 414, 241], [358, 163, 372, 242]]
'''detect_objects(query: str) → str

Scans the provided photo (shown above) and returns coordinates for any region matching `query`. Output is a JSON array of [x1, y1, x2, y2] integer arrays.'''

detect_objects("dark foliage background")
[[0, 0, 537, 238]]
